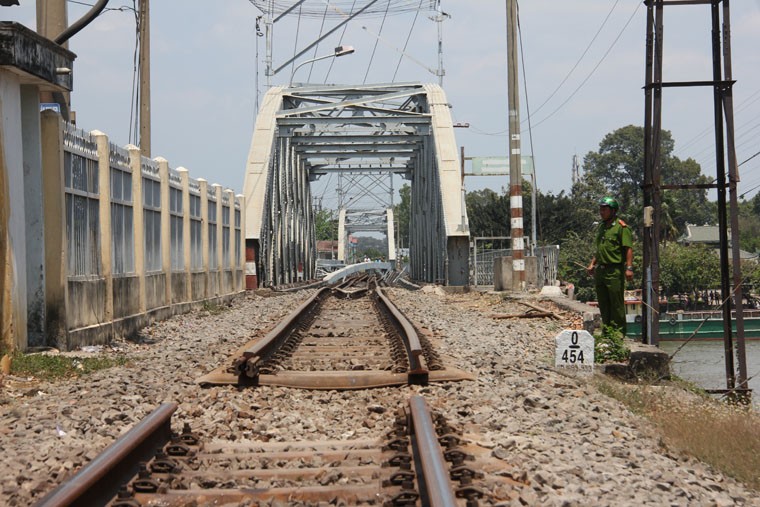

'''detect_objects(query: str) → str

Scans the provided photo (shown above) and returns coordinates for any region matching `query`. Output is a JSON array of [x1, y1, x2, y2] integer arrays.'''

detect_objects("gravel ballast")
[[1, 287, 758, 506]]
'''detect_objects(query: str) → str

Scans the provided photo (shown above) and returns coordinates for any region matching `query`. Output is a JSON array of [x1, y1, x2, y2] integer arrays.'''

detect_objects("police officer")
[[586, 196, 634, 335]]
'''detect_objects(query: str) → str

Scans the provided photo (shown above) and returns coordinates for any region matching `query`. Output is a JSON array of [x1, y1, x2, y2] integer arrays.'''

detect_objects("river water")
[[657, 340, 760, 410]]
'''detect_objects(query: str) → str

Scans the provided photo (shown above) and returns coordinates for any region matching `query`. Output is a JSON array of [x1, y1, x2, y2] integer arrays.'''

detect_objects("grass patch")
[[10, 352, 130, 380], [598, 379, 760, 490], [202, 301, 228, 315]]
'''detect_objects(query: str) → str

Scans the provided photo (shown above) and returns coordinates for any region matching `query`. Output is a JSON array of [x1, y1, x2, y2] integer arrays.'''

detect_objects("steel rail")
[[375, 287, 427, 378], [235, 287, 330, 377], [33, 403, 177, 507], [408, 396, 458, 507]]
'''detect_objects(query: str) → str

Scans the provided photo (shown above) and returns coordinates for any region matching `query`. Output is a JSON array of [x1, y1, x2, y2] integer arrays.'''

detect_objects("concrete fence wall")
[[40, 113, 245, 350]]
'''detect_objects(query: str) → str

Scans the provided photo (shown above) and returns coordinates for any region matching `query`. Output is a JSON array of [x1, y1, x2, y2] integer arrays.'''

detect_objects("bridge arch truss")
[[243, 82, 469, 287]]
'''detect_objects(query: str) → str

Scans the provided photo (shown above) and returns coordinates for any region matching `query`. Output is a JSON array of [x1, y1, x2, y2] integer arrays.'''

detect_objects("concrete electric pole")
[[139, 0, 151, 157], [506, 0, 525, 290], [36, 0, 70, 119]]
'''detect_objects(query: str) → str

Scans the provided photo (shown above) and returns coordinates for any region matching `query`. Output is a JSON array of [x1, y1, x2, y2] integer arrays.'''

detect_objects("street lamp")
[[289, 45, 355, 86]]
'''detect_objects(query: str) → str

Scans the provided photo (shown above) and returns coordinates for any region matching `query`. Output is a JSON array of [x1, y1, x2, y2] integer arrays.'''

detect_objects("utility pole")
[[139, 0, 151, 157], [506, 0, 524, 290], [37, 0, 70, 119]]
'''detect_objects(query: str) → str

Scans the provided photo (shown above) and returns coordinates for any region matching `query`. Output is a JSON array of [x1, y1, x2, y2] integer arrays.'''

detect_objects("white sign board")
[[555, 330, 594, 372]]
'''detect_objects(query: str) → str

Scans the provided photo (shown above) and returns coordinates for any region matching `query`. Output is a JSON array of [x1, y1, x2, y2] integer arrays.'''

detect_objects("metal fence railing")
[[470, 243, 560, 288]]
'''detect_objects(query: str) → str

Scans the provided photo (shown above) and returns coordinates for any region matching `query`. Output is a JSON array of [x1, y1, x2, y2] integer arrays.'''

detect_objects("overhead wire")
[[307, 3, 331, 82], [249, 0, 424, 18], [325, 0, 357, 83], [363, 0, 392, 84], [128, 0, 139, 145], [521, 0, 622, 126], [290, 4, 304, 81], [466, 0, 637, 138], [516, 0, 542, 244], [393, 0, 424, 82], [529, 0, 642, 129]]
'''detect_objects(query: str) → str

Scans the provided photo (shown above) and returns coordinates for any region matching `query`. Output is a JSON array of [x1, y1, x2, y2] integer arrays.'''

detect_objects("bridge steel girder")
[[243, 83, 469, 287]]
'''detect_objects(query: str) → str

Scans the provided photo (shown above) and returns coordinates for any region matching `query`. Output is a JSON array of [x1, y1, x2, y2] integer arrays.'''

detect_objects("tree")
[[583, 125, 714, 237], [465, 188, 510, 237], [393, 184, 411, 248], [659, 243, 720, 305], [314, 208, 337, 241]]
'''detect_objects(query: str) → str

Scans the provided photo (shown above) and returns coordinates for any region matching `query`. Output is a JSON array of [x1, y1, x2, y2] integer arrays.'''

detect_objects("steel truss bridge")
[[243, 82, 469, 287]]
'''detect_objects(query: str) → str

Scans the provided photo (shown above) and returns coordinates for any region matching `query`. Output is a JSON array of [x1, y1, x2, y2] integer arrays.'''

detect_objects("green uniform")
[[594, 219, 633, 335]]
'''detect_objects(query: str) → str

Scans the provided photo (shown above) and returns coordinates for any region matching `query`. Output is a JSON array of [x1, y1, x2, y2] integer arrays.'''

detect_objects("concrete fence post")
[[126, 145, 146, 314], [156, 157, 172, 308], [197, 178, 209, 300], [92, 131, 113, 328], [40, 111, 68, 348], [236, 194, 245, 291], [213, 183, 223, 296], [225, 189, 235, 293], [178, 167, 192, 303]]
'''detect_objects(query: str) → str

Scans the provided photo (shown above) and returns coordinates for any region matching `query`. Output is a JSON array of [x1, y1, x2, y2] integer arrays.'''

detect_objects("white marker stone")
[[555, 329, 594, 372]]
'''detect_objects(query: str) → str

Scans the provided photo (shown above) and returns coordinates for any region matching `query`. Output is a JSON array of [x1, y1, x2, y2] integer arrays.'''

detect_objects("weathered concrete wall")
[[66, 279, 106, 329], [113, 276, 140, 320], [191, 272, 206, 301], [222, 270, 233, 295], [145, 273, 167, 311], [171, 273, 186, 305]]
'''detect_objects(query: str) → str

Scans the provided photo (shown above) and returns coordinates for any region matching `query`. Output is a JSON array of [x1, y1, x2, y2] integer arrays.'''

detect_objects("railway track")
[[35, 395, 517, 506], [198, 281, 472, 389]]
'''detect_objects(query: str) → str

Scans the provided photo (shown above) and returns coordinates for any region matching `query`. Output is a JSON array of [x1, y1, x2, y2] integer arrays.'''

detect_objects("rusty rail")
[[408, 395, 458, 507], [375, 287, 428, 380], [234, 287, 330, 378], [33, 403, 177, 507]]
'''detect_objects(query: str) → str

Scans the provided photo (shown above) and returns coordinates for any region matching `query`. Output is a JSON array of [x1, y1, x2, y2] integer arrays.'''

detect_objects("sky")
[[3, 0, 760, 207]]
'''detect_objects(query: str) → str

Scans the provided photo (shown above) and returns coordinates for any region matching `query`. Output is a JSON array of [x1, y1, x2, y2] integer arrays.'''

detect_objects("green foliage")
[[314, 208, 338, 241], [10, 352, 129, 380], [659, 243, 720, 298], [394, 184, 411, 248], [737, 195, 760, 254], [465, 188, 510, 237], [557, 230, 595, 300], [582, 124, 714, 238], [594, 325, 630, 363]]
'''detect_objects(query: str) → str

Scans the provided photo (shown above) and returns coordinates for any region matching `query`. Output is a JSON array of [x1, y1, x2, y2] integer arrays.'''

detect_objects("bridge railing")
[[42, 112, 245, 350]]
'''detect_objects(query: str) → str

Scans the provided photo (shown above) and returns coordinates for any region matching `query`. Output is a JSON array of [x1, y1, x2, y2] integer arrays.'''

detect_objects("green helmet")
[[598, 196, 619, 210]]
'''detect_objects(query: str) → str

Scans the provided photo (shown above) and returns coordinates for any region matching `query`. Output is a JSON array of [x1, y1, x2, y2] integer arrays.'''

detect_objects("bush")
[[595, 324, 630, 363]]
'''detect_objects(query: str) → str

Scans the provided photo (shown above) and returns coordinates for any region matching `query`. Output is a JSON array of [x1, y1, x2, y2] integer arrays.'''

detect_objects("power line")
[[393, 0, 424, 82], [529, 0, 642, 129], [521, 0, 622, 126], [363, 0, 392, 84]]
